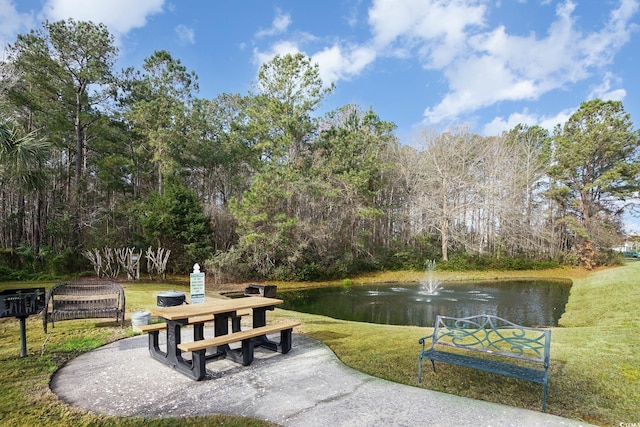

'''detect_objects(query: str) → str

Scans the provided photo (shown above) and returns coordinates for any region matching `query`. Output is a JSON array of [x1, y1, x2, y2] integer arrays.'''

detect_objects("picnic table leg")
[[193, 323, 204, 341], [213, 313, 231, 356], [147, 319, 204, 380], [252, 306, 274, 328], [231, 315, 241, 332], [252, 306, 279, 351], [193, 321, 219, 361], [165, 320, 183, 362]]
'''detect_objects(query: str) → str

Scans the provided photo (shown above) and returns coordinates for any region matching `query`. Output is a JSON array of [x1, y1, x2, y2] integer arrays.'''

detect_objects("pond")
[[279, 280, 571, 327]]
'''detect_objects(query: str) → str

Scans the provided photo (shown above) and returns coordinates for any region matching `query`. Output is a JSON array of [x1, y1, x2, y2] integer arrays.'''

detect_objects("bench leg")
[[148, 330, 164, 357], [417, 355, 437, 383], [223, 338, 255, 366], [251, 328, 294, 353], [241, 338, 255, 366], [189, 350, 207, 381], [280, 328, 293, 353]]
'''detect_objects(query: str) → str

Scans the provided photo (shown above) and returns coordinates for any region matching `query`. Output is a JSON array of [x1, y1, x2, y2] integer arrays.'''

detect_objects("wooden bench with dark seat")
[[418, 314, 551, 411], [43, 281, 125, 333]]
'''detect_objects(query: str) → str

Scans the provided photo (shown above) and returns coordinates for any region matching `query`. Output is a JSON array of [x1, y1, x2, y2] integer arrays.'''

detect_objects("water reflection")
[[280, 280, 571, 327]]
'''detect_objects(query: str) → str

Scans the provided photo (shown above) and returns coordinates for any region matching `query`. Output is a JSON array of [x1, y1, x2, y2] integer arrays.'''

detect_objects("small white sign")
[[190, 263, 205, 304]]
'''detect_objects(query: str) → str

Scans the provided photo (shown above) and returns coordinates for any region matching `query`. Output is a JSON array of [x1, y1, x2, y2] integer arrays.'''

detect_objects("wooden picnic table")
[[144, 296, 288, 380]]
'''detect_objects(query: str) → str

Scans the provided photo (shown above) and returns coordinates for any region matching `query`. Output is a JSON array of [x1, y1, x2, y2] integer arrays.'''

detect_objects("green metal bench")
[[418, 314, 551, 411]]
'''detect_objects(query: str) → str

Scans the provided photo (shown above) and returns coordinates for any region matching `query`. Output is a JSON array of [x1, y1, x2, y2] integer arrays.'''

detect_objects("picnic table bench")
[[418, 314, 551, 411], [177, 319, 300, 366], [43, 281, 125, 333]]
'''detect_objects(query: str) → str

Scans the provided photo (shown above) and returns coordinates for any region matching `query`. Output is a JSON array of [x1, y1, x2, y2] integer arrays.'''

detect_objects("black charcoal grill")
[[0, 288, 45, 357]]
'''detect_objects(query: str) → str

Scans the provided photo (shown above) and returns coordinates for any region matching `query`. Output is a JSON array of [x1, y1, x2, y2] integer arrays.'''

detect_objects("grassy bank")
[[1, 263, 638, 426]]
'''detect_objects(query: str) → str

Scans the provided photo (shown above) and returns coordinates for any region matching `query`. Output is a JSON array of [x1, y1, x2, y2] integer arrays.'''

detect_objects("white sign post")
[[190, 263, 205, 304], [131, 253, 140, 280]]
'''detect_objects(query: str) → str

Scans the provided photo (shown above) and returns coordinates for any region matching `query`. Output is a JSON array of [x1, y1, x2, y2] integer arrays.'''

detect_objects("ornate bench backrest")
[[432, 314, 551, 365], [47, 281, 124, 311], [49, 281, 123, 297]]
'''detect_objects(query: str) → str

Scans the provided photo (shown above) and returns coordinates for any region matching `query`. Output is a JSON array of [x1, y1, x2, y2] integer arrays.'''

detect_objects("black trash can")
[[157, 290, 186, 307], [244, 284, 277, 298]]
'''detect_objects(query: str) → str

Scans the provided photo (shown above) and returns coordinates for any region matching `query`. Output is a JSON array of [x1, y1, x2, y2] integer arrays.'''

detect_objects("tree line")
[[1, 19, 638, 280]]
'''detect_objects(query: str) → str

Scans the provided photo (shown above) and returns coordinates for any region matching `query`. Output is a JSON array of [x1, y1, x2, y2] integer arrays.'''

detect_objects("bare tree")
[[115, 247, 142, 280], [146, 246, 171, 279], [82, 248, 103, 277], [412, 127, 488, 261], [100, 247, 120, 278]]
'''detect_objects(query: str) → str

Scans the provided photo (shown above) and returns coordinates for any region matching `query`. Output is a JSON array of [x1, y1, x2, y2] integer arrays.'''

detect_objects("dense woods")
[[1, 20, 639, 280]]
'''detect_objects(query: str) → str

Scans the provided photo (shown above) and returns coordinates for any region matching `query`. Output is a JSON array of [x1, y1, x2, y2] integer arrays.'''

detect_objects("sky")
[[1, 0, 640, 233]]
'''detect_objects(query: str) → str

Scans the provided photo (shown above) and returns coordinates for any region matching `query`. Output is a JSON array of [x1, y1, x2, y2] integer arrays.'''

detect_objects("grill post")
[[19, 316, 27, 357]]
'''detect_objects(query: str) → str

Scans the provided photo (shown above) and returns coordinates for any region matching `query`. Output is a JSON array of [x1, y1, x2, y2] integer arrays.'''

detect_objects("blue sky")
[[2, 0, 640, 233]]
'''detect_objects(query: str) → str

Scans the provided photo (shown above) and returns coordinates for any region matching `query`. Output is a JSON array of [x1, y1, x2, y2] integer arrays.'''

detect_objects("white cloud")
[[254, 0, 488, 90], [252, 0, 638, 114], [41, 0, 164, 36], [538, 109, 574, 132], [365, 0, 639, 126], [346, 1, 362, 27], [254, 40, 375, 89], [368, 0, 486, 67], [482, 107, 575, 136], [252, 40, 301, 67], [312, 44, 376, 86], [175, 24, 195, 45], [251, 4, 377, 88], [0, 0, 35, 51], [581, 0, 639, 67], [424, 1, 584, 123], [482, 110, 540, 136], [428, 54, 539, 124], [588, 72, 627, 101], [252, 11, 323, 70], [256, 11, 292, 38]]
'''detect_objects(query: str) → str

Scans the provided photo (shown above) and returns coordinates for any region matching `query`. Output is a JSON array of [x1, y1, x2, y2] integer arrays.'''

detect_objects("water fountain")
[[419, 260, 442, 295]]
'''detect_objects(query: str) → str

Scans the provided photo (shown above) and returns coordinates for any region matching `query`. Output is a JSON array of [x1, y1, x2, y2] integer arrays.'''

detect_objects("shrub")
[[49, 249, 88, 275], [438, 254, 561, 271]]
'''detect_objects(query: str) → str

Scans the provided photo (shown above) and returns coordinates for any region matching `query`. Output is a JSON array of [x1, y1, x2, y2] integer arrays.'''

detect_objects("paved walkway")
[[51, 330, 593, 426]]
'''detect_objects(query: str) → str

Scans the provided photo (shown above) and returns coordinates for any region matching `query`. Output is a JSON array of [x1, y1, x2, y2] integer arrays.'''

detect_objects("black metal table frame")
[[147, 305, 277, 380]]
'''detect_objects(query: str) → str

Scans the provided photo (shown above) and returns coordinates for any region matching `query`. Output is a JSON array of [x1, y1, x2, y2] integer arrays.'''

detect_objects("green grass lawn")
[[1, 263, 638, 426]]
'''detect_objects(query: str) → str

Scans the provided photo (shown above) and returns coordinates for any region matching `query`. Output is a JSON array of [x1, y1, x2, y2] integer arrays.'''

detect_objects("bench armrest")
[[418, 334, 433, 343], [418, 334, 434, 351]]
